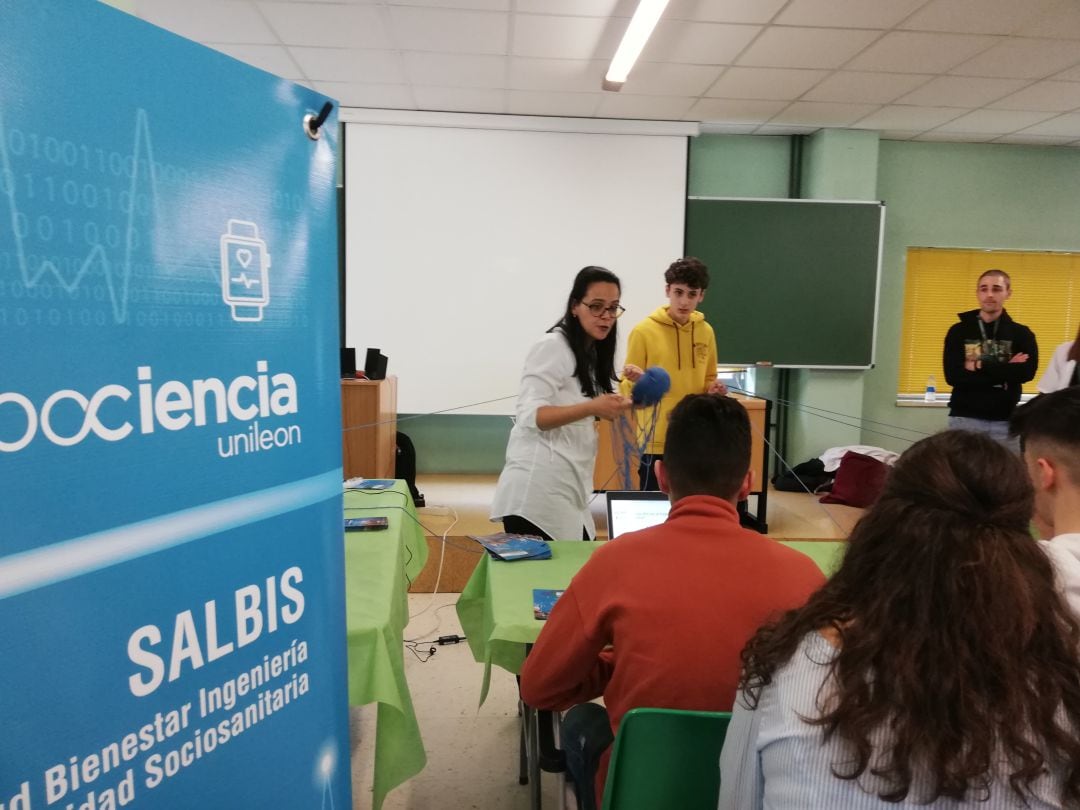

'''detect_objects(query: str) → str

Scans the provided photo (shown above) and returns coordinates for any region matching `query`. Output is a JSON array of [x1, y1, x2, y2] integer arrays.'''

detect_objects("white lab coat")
[[1038, 341, 1077, 393], [491, 330, 597, 540]]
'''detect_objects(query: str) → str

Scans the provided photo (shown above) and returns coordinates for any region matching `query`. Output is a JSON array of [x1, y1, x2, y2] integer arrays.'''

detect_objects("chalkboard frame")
[[685, 197, 885, 369]]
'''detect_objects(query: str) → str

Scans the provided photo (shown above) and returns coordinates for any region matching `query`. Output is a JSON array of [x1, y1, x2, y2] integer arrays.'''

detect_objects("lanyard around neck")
[[977, 317, 999, 343]]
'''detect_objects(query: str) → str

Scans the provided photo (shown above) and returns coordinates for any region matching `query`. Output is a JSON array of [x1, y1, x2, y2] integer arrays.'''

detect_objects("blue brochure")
[[470, 532, 552, 561], [533, 589, 565, 620], [344, 479, 397, 490]]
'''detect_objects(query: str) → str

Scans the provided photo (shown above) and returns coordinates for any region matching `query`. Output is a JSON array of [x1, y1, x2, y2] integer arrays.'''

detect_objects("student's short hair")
[[664, 256, 709, 290], [978, 268, 1011, 288], [664, 394, 749, 500], [1010, 388, 1080, 482]]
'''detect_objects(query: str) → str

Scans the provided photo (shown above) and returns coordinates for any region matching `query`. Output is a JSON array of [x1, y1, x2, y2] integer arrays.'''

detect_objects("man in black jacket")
[[943, 269, 1038, 450]]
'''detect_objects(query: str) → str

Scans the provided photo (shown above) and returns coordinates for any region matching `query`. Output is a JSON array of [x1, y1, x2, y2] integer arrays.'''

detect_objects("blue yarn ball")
[[631, 367, 671, 406]]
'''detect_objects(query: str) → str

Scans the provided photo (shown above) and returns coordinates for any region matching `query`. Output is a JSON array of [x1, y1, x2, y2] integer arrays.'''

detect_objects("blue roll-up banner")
[[0, 1, 352, 808]]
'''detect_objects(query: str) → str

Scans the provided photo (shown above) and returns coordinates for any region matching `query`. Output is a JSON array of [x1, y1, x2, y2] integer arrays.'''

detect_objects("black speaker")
[[364, 348, 388, 380], [340, 347, 356, 378]]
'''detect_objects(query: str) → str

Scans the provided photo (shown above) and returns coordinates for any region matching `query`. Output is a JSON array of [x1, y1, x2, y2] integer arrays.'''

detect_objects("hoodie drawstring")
[[671, 321, 697, 369]]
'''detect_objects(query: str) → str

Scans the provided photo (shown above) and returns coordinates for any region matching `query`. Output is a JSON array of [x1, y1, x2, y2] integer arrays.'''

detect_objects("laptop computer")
[[605, 491, 671, 539]]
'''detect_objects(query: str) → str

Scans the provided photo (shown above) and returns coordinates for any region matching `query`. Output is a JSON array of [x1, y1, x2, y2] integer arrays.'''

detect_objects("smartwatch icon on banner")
[[220, 219, 271, 322]]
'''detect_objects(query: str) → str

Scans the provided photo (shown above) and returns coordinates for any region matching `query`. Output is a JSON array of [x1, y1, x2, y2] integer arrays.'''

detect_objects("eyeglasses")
[[582, 301, 626, 319]]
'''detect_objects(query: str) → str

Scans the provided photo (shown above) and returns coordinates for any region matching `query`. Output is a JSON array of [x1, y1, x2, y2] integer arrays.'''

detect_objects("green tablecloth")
[[456, 538, 844, 704], [343, 480, 429, 810]]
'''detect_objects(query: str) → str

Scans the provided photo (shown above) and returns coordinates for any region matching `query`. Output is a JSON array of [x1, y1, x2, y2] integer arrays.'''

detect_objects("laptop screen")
[[605, 491, 671, 539]]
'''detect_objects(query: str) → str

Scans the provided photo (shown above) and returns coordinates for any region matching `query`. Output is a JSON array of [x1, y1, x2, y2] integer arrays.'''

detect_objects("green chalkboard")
[[685, 198, 884, 368]]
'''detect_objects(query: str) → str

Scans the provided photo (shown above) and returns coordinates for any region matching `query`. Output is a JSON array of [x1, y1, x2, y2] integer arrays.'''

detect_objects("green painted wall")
[[688, 134, 792, 199], [400, 413, 512, 474], [863, 140, 1080, 453]]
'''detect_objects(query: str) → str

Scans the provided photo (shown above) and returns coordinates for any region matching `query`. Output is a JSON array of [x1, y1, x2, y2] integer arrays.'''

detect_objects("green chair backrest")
[[600, 707, 732, 810]]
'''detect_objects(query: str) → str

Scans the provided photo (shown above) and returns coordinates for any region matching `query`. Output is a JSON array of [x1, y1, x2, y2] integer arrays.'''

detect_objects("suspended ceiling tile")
[[777, 0, 928, 30], [895, 75, 1027, 107], [934, 108, 1057, 133], [507, 58, 608, 93], [389, 6, 509, 54], [769, 100, 882, 127], [846, 31, 997, 74], [853, 104, 967, 130], [138, 0, 279, 43], [412, 85, 506, 113], [950, 38, 1080, 79], [706, 67, 830, 101], [290, 47, 405, 84], [803, 71, 932, 104], [642, 20, 760, 65], [506, 90, 602, 116], [513, 14, 620, 59], [902, 0, 1058, 36], [989, 81, 1080, 112], [260, 2, 391, 48], [737, 26, 882, 69], [403, 52, 507, 88]]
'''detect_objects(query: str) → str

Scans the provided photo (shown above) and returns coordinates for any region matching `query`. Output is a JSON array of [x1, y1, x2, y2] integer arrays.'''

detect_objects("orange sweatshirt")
[[519, 495, 825, 803]]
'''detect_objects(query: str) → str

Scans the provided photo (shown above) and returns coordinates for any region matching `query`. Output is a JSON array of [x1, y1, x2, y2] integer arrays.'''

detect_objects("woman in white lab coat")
[[491, 266, 631, 541]]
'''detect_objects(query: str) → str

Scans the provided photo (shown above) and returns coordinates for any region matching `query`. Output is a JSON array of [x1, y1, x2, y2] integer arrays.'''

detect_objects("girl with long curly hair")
[[720, 429, 1080, 808]]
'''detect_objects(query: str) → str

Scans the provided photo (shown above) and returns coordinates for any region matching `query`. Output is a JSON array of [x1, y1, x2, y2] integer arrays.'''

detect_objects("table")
[[456, 538, 844, 809], [458, 539, 842, 691], [343, 480, 429, 810]]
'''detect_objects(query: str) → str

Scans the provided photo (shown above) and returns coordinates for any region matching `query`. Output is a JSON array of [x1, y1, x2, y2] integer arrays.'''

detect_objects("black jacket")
[[943, 308, 1037, 421]]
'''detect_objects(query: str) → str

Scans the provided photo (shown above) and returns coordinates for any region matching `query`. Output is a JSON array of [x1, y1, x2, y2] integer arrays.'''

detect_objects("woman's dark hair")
[[739, 429, 1080, 804], [551, 266, 620, 398]]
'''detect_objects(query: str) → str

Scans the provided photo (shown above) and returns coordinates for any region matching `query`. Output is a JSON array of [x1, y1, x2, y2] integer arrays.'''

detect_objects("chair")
[[600, 708, 732, 810]]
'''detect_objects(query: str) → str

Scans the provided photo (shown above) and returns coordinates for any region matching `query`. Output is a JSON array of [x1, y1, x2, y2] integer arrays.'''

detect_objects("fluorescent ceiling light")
[[603, 0, 671, 91]]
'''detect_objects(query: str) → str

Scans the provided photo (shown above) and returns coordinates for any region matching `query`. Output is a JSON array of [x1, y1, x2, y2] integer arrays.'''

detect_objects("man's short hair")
[[664, 394, 750, 500], [665, 256, 709, 290], [978, 268, 1011, 288], [1010, 388, 1080, 482]]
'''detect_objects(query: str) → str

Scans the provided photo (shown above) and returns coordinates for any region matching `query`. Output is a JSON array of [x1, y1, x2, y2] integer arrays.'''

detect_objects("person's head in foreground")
[[1011, 386, 1080, 540], [656, 392, 751, 504], [723, 429, 1080, 808]]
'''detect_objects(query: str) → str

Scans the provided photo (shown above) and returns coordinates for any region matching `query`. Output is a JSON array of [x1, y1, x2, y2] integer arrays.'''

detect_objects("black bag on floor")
[[395, 431, 425, 507], [772, 458, 834, 493]]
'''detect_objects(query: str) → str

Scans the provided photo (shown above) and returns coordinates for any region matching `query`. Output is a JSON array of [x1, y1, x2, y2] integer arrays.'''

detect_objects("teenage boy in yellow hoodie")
[[623, 257, 726, 489]]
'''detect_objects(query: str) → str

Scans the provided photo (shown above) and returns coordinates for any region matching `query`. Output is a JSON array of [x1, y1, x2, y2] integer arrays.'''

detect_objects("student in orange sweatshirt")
[[519, 394, 824, 810]]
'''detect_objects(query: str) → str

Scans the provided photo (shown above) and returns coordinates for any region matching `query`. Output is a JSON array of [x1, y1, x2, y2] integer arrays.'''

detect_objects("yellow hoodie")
[[622, 306, 717, 454]]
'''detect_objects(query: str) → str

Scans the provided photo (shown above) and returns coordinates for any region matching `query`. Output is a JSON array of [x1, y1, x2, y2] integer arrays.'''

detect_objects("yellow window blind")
[[898, 248, 1080, 397]]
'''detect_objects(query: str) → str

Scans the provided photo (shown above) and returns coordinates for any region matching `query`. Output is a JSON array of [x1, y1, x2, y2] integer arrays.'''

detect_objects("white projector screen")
[[344, 116, 688, 415]]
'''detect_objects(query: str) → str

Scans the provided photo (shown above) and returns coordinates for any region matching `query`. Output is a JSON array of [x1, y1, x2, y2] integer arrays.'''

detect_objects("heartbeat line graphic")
[[0, 106, 159, 324], [231, 272, 261, 289]]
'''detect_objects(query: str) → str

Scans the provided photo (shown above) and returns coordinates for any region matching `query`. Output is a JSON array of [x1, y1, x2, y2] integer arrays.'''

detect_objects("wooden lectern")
[[594, 393, 771, 530], [341, 376, 398, 479]]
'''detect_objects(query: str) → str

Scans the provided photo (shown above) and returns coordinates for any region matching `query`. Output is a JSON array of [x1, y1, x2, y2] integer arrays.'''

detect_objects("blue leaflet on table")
[[469, 532, 552, 561], [533, 589, 564, 620], [344, 479, 397, 490]]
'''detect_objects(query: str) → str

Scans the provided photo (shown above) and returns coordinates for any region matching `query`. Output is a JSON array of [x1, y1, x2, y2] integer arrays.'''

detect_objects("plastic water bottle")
[[924, 375, 937, 403]]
